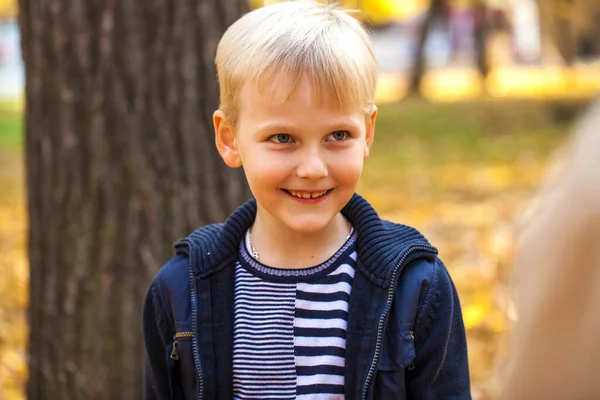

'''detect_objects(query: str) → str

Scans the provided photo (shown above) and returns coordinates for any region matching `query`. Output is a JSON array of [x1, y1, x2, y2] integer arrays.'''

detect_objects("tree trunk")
[[573, 0, 600, 58], [408, 0, 447, 95], [19, 0, 250, 398], [553, 9, 576, 65], [537, 0, 576, 65], [473, 0, 489, 77]]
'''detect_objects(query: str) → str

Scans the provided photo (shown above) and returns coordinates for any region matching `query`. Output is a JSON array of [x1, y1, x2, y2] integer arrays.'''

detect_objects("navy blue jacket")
[[143, 194, 471, 399]]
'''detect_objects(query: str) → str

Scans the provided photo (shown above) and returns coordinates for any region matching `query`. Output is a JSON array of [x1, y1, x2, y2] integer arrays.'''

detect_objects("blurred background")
[[1, 0, 599, 399]]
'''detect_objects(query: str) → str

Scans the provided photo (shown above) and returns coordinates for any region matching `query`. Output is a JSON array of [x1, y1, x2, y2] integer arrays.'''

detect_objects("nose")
[[296, 146, 328, 179]]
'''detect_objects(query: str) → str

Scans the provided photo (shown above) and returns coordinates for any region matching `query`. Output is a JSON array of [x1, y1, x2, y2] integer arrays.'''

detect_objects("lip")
[[281, 188, 333, 204]]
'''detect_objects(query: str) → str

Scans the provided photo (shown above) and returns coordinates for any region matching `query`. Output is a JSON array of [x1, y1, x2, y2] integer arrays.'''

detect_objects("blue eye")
[[270, 134, 292, 144], [329, 130, 349, 141]]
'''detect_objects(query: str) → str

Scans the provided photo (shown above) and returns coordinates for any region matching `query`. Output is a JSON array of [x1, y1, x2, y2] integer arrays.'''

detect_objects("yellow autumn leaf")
[[463, 303, 488, 329]]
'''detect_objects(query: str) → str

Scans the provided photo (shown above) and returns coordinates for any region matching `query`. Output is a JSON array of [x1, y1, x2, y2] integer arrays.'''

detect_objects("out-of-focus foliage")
[[376, 65, 600, 103], [342, 0, 426, 24], [249, 0, 427, 25], [0, 102, 27, 399], [0, 96, 584, 399], [0, 0, 16, 18]]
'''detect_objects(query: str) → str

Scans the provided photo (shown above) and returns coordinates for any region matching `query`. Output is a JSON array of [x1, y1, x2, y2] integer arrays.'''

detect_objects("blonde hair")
[[215, 0, 378, 125]]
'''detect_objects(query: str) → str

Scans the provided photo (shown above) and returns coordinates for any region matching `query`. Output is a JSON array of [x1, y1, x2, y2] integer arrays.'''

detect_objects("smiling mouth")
[[283, 189, 332, 199]]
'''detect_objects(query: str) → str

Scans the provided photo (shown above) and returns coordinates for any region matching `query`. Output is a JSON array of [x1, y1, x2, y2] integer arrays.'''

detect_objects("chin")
[[282, 216, 336, 234]]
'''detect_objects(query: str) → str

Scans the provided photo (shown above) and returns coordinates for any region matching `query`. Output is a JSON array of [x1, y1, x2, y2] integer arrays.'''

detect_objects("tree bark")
[[408, 0, 447, 95], [19, 0, 250, 398], [473, 0, 489, 77], [573, 0, 600, 58], [537, 0, 576, 65]]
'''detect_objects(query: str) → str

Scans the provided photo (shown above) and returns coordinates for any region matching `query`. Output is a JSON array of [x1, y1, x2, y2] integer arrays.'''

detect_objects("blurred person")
[[501, 97, 600, 400], [142, 1, 471, 399]]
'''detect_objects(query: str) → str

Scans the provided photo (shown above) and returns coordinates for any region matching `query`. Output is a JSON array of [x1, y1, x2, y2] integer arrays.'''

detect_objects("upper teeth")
[[289, 190, 328, 199]]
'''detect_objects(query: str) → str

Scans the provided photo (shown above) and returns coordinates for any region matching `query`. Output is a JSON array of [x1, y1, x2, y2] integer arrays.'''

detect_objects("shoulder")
[[350, 207, 437, 287], [392, 257, 442, 325], [153, 255, 190, 293], [388, 255, 461, 337], [397, 257, 438, 292], [175, 222, 226, 257], [407, 257, 462, 337], [143, 256, 190, 336], [178, 221, 245, 276], [146, 255, 190, 313], [380, 219, 430, 243], [146, 253, 199, 329], [150, 221, 231, 297], [183, 222, 226, 244]]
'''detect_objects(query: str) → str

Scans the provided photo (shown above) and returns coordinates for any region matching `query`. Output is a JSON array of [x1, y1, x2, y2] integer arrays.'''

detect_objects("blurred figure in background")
[[501, 97, 600, 399]]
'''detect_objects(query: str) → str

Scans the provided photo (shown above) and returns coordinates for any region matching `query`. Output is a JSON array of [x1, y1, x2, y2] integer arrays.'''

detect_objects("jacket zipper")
[[170, 332, 194, 361], [408, 330, 415, 371], [179, 239, 205, 400], [360, 245, 436, 400]]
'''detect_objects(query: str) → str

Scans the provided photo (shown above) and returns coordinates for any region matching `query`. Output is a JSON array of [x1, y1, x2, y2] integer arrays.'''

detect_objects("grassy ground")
[[0, 97, 585, 398], [0, 100, 23, 150], [374, 98, 571, 164], [361, 97, 578, 215]]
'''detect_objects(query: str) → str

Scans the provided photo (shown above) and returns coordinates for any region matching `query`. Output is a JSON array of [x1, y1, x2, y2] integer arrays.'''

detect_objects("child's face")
[[214, 77, 377, 234]]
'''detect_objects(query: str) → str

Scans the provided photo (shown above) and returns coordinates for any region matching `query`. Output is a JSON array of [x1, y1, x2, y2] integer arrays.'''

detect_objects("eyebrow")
[[256, 118, 361, 133], [255, 122, 296, 133]]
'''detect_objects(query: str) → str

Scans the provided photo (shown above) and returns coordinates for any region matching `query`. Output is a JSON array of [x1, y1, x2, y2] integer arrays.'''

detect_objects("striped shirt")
[[232, 231, 357, 400]]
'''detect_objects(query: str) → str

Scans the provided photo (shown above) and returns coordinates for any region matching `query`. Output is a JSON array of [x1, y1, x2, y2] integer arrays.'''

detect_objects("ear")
[[364, 105, 377, 159], [214, 109, 242, 168]]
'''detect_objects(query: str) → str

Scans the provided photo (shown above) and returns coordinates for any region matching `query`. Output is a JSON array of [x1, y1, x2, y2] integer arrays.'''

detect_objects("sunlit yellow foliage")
[[343, 0, 426, 23], [0, 151, 27, 400], [421, 69, 485, 102], [0, 0, 17, 18], [377, 66, 600, 104], [248, 0, 427, 24], [487, 65, 600, 99]]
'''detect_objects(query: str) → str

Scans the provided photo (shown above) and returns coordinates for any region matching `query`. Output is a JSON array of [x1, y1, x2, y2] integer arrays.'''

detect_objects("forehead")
[[238, 74, 361, 119]]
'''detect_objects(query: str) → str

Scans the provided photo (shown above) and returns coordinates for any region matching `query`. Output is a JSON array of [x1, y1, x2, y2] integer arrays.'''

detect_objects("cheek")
[[330, 149, 365, 183], [241, 152, 293, 187]]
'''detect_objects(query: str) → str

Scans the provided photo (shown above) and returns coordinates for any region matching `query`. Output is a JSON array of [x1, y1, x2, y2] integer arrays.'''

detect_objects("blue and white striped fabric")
[[232, 232, 357, 400]]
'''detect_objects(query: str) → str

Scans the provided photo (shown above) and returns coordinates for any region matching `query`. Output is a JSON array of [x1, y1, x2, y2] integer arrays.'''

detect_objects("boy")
[[143, 1, 471, 399]]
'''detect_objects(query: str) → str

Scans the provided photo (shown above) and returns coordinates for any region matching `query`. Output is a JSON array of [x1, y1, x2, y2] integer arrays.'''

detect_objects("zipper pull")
[[408, 330, 415, 370], [170, 336, 179, 360]]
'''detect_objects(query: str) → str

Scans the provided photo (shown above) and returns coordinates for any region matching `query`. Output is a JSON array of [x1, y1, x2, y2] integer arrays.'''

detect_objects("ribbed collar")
[[175, 193, 437, 288]]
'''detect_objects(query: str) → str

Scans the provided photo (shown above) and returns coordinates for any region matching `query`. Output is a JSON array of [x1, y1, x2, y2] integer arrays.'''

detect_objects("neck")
[[249, 206, 352, 269]]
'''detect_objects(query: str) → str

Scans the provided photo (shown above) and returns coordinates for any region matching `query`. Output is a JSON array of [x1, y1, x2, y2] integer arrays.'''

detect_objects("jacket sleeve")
[[407, 258, 471, 399], [143, 276, 174, 400]]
